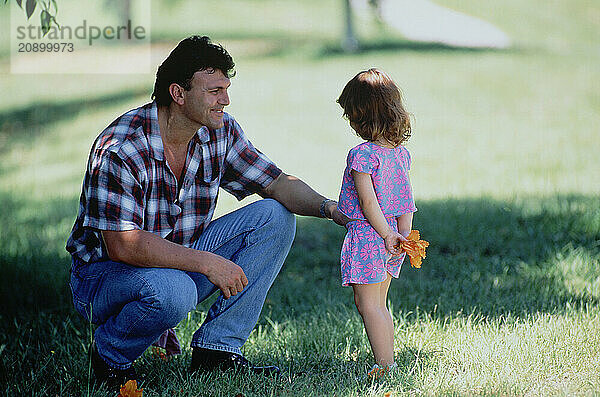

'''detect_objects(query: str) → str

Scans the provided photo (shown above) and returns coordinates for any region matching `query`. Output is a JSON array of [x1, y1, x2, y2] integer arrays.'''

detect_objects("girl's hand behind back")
[[384, 231, 407, 255]]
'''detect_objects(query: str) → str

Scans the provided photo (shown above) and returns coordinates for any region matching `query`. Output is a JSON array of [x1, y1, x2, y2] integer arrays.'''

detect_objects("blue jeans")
[[69, 199, 296, 369]]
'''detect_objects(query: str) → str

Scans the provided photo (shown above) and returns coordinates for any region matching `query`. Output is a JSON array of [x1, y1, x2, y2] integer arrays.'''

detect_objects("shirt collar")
[[195, 125, 211, 145], [145, 101, 212, 161]]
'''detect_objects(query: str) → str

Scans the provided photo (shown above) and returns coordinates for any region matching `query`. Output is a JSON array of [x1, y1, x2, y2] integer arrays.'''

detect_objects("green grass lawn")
[[1, 0, 599, 395]]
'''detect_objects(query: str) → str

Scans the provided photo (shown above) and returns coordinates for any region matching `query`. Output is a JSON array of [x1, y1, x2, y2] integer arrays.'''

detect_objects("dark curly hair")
[[152, 36, 235, 106], [337, 68, 411, 147]]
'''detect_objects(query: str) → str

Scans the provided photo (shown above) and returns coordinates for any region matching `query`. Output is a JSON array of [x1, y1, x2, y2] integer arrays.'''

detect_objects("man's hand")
[[327, 201, 351, 227], [262, 173, 350, 226], [101, 229, 248, 299], [203, 258, 249, 299]]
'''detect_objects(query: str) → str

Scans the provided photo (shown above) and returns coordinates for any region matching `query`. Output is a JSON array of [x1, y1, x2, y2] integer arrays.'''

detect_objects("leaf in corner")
[[25, 0, 36, 19], [40, 10, 50, 35], [16, 0, 23, 8]]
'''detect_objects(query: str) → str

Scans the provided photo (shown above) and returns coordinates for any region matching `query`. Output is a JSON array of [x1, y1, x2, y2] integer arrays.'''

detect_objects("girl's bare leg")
[[379, 273, 395, 362], [353, 276, 395, 366]]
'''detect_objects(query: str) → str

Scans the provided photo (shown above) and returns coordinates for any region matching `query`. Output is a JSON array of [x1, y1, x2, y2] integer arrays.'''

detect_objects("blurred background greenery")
[[0, 0, 599, 395]]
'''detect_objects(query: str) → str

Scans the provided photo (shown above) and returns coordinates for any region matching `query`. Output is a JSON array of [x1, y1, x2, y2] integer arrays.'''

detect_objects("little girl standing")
[[336, 68, 417, 374]]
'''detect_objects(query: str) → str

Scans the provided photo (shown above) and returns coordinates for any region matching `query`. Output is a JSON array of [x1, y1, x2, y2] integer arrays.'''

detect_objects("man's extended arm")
[[261, 172, 350, 226], [101, 229, 248, 299]]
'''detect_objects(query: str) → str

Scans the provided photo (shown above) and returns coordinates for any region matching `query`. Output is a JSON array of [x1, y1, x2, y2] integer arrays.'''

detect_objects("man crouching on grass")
[[66, 35, 349, 389]]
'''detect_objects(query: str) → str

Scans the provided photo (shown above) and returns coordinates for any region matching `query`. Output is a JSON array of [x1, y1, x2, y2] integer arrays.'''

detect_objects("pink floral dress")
[[337, 142, 417, 286]]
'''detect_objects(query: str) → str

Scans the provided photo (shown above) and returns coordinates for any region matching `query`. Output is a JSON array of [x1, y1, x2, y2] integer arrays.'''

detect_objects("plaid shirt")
[[66, 102, 281, 264]]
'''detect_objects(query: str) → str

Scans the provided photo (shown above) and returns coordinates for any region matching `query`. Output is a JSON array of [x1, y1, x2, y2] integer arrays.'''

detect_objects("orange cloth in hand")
[[395, 230, 429, 268]]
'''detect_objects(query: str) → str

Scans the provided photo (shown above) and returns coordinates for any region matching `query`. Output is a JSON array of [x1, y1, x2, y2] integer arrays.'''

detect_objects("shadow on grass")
[[152, 32, 523, 62], [317, 38, 520, 58], [152, 31, 300, 59], [2, 192, 597, 322], [0, 192, 75, 319], [0, 87, 149, 153], [1, 192, 598, 395], [275, 194, 600, 319]]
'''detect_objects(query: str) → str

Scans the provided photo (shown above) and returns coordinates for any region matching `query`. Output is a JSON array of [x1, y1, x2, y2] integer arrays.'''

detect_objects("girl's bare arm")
[[396, 212, 413, 237], [352, 169, 406, 253]]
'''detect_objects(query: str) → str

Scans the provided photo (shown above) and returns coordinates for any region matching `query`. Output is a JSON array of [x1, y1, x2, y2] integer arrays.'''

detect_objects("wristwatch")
[[319, 199, 336, 219]]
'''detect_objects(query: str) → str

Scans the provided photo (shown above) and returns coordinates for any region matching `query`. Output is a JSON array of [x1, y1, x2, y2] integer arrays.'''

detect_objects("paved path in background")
[[352, 0, 511, 48]]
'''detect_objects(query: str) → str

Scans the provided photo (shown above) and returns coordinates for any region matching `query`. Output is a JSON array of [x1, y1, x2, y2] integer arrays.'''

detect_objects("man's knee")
[[255, 198, 296, 244], [147, 270, 197, 328]]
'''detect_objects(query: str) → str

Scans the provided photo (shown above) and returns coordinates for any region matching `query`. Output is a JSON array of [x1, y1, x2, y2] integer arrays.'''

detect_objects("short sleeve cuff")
[[83, 217, 140, 232], [228, 164, 282, 201], [348, 147, 375, 174]]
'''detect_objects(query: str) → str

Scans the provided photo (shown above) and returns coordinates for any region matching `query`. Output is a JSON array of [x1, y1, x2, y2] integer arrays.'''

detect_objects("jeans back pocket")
[[69, 259, 103, 323]]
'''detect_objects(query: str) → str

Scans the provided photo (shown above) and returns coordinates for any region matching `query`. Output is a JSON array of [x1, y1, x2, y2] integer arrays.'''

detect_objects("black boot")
[[191, 347, 280, 376], [89, 343, 139, 389]]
